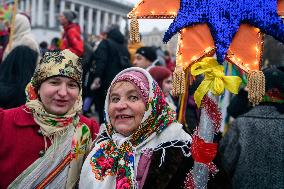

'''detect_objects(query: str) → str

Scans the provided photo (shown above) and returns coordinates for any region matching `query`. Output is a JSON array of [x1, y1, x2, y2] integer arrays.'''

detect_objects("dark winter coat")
[[143, 144, 194, 189], [93, 28, 130, 93], [61, 23, 84, 57], [219, 105, 284, 189], [142, 142, 229, 189], [0, 45, 38, 109]]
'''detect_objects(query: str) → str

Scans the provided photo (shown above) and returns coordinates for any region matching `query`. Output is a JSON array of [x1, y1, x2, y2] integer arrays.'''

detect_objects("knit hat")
[[111, 70, 149, 104], [136, 47, 157, 62], [148, 66, 172, 88], [62, 10, 77, 23], [31, 49, 83, 89], [262, 66, 284, 103]]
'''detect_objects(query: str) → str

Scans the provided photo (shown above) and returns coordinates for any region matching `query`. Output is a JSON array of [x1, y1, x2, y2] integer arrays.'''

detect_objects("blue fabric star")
[[163, 0, 284, 63]]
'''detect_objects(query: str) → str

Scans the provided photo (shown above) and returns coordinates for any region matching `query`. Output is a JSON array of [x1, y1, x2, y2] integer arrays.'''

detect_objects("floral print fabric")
[[88, 67, 177, 189]]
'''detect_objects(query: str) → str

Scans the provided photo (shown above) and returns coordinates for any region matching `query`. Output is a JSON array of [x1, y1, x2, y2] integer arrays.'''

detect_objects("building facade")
[[141, 27, 178, 56], [17, 0, 133, 43]]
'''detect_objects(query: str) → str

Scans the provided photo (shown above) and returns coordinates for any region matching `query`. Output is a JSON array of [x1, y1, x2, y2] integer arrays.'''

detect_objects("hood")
[[64, 23, 81, 33], [107, 28, 125, 44]]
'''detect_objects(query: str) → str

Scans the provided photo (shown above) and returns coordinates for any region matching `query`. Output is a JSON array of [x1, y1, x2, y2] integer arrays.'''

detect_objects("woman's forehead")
[[46, 76, 76, 82], [110, 81, 137, 94]]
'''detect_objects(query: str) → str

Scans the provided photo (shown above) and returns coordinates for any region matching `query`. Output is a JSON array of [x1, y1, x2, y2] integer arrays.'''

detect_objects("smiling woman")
[[108, 81, 146, 136], [0, 49, 99, 189], [80, 67, 193, 189]]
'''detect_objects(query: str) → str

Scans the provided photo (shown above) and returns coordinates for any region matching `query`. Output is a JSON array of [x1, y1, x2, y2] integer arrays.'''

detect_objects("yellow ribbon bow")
[[191, 57, 242, 107]]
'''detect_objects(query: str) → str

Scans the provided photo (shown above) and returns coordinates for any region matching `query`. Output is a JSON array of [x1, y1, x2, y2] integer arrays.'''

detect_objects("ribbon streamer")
[[191, 57, 242, 107]]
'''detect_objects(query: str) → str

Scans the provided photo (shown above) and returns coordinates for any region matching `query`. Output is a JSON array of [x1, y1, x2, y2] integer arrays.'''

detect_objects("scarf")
[[80, 67, 192, 189], [9, 50, 92, 188]]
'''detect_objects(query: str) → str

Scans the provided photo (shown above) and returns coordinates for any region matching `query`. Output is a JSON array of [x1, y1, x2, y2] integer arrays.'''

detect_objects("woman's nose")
[[117, 101, 127, 109], [57, 84, 68, 96]]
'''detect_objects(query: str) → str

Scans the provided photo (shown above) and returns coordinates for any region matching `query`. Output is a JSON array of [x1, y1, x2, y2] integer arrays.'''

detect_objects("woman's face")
[[162, 75, 173, 97], [108, 82, 146, 136], [38, 76, 80, 115]]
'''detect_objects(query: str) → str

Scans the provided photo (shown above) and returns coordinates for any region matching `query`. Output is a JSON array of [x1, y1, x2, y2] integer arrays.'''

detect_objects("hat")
[[262, 66, 284, 103], [136, 47, 157, 62], [62, 10, 77, 23], [264, 66, 284, 92], [148, 66, 172, 88], [112, 70, 149, 104], [31, 49, 83, 89]]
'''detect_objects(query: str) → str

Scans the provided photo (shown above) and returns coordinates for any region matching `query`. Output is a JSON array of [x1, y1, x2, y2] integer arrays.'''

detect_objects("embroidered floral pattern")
[[90, 141, 118, 180], [90, 68, 177, 189], [71, 123, 91, 160], [90, 141, 135, 188]]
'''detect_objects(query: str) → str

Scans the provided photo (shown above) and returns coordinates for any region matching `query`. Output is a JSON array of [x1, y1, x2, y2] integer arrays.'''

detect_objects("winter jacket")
[[61, 23, 84, 57], [0, 106, 99, 189], [93, 28, 130, 93], [0, 46, 38, 109], [219, 105, 284, 189]]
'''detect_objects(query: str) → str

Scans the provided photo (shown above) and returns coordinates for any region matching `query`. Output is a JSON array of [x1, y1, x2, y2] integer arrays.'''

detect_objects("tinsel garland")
[[184, 94, 222, 189], [129, 11, 140, 43], [247, 70, 265, 106]]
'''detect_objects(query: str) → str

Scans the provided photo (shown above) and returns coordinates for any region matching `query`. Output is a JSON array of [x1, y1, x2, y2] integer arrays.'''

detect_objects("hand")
[[90, 77, 101, 90]]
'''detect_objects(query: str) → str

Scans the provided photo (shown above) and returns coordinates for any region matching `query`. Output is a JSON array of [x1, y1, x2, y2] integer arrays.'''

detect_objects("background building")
[[17, 0, 133, 43], [141, 27, 178, 56]]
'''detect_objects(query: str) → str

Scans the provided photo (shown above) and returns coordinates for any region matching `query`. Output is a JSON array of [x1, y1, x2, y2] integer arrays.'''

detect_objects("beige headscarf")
[[3, 14, 40, 60]]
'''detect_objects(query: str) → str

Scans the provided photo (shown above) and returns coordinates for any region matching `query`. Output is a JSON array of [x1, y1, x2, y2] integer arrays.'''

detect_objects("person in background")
[[164, 50, 175, 72], [39, 41, 48, 57], [0, 45, 38, 109], [49, 37, 60, 51], [89, 24, 130, 123], [0, 49, 99, 188], [219, 66, 284, 188], [133, 46, 160, 70], [58, 10, 84, 57], [148, 66, 177, 111], [79, 67, 193, 189], [2, 13, 39, 61]]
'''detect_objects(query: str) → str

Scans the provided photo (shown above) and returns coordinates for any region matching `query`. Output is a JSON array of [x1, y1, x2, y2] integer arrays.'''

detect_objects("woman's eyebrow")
[[110, 89, 138, 97]]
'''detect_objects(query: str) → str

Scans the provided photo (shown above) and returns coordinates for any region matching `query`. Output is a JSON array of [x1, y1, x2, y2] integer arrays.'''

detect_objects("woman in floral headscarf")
[[0, 49, 99, 188], [79, 67, 193, 189]]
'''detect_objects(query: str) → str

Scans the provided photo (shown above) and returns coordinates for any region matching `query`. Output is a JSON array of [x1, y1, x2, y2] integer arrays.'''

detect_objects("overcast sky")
[[128, 0, 173, 33]]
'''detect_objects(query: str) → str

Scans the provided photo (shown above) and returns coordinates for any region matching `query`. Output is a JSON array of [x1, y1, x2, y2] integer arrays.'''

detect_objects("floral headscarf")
[[82, 67, 179, 189], [16, 49, 92, 188]]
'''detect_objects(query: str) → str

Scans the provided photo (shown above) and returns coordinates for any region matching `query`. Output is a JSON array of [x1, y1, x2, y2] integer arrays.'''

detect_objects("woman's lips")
[[54, 99, 68, 106], [115, 115, 134, 122]]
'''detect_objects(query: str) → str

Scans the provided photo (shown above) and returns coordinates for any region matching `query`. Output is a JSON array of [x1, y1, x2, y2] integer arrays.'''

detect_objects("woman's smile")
[[108, 82, 146, 136]]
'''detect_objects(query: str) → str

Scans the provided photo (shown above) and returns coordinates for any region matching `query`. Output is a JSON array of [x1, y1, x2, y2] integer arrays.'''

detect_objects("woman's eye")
[[68, 83, 78, 88], [111, 97, 119, 103], [49, 81, 59, 85], [129, 96, 138, 101]]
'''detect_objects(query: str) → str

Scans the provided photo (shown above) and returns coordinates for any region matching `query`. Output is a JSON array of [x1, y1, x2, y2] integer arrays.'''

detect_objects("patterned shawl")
[[80, 67, 191, 189], [9, 50, 92, 188]]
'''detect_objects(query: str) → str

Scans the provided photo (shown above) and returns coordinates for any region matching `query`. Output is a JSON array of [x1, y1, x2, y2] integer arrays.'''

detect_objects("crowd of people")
[[0, 8, 283, 189]]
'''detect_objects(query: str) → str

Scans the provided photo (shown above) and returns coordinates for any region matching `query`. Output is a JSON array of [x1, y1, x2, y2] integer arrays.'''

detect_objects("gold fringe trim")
[[129, 11, 140, 43], [247, 70, 265, 106], [173, 66, 186, 96]]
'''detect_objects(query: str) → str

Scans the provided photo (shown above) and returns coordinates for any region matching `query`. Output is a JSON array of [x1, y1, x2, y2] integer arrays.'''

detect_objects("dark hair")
[[39, 41, 48, 49]]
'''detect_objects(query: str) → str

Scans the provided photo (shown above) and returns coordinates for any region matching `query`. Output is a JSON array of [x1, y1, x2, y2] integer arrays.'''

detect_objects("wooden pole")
[[7, 0, 17, 51]]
